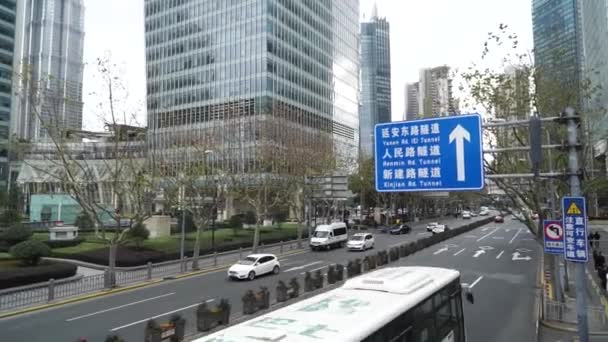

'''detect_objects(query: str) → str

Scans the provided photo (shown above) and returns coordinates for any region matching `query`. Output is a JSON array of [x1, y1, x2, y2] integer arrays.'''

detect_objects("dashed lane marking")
[[453, 248, 466, 256]]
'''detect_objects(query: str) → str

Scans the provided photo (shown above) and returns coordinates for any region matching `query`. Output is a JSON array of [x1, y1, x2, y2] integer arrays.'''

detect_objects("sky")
[[82, 0, 534, 131]]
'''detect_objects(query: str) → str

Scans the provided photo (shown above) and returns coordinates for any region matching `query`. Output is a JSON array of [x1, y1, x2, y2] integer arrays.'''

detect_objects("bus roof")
[[195, 266, 460, 342]]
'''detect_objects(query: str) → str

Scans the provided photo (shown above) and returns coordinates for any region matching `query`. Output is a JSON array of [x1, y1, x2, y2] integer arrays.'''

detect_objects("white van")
[[310, 222, 348, 251]]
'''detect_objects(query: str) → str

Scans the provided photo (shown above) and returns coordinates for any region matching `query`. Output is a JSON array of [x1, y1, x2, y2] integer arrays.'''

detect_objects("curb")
[[540, 319, 608, 336], [0, 249, 306, 319]]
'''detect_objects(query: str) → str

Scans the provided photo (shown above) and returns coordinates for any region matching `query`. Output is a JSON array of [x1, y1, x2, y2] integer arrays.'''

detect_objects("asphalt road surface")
[[0, 214, 536, 342]]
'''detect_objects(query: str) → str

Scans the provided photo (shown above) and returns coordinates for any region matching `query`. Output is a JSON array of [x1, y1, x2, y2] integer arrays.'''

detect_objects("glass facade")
[[359, 14, 391, 158], [405, 82, 419, 121], [12, 0, 85, 142], [144, 0, 359, 174], [581, 0, 608, 137], [0, 0, 15, 188], [532, 0, 583, 109]]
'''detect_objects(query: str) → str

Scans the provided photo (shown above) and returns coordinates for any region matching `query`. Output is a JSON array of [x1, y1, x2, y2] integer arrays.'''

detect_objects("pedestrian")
[[595, 231, 602, 249], [590, 232, 595, 248], [594, 249, 600, 269], [599, 265, 608, 291], [598, 251, 606, 270]]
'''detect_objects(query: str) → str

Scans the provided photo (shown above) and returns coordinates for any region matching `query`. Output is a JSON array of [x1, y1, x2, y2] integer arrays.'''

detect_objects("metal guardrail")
[[0, 239, 305, 312], [543, 295, 608, 330]]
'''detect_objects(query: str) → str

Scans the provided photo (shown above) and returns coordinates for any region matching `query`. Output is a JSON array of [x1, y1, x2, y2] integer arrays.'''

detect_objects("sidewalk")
[[539, 324, 608, 341]]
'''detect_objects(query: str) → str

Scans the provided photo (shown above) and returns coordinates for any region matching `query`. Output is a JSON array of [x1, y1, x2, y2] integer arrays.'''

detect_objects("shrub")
[[42, 237, 85, 249], [10, 240, 51, 266], [74, 212, 94, 230], [0, 209, 21, 226], [1, 224, 33, 246], [0, 261, 77, 289], [243, 211, 256, 225], [128, 221, 150, 249], [228, 215, 243, 236]]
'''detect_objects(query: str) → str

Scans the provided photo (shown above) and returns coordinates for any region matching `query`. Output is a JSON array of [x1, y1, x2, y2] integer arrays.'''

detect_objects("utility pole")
[[564, 107, 588, 342]]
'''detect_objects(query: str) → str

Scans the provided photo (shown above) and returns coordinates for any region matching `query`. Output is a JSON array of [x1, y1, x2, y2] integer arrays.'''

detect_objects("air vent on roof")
[[342, 267, 436, 295]]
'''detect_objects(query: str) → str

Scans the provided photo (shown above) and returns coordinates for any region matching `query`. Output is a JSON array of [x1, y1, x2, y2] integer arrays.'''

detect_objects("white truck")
[[309, 222, 348, 251]]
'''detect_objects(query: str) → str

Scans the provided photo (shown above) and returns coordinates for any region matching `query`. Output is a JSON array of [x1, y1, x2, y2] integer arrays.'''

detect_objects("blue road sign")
[[543, 220, 564, 255], [562, 196, 588, 262], [374, 114, 484, 192]]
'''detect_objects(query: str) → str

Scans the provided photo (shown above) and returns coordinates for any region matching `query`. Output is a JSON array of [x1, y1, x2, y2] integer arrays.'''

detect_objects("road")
[[0, 214, 542, 342]]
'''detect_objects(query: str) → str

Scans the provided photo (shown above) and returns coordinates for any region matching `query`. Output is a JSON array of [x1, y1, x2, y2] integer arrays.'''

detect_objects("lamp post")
[[204, 150, 215, 252], [179, 174, 186, 273]]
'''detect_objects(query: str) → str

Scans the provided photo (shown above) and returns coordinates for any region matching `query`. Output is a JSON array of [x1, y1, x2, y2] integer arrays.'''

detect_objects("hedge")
[[42, 237, 85, 249], [52, 234, 311, 267], [0, 261, 77, 289]]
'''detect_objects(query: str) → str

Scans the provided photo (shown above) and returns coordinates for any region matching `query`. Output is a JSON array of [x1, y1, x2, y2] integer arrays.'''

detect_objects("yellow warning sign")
[[567, 202, 582, 215]]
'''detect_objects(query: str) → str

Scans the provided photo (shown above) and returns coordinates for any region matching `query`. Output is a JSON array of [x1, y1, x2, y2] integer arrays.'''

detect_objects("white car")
[[347, 233, 374, 251], [431, 225, 449, 234], [462, 211, 471, 219], [227, 254, 280, 281], [426, 222, 440, 232]]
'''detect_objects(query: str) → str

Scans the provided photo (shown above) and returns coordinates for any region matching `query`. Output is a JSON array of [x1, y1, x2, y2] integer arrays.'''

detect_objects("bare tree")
[[458, 24, 602, 236], [13, 57, 154, 285]]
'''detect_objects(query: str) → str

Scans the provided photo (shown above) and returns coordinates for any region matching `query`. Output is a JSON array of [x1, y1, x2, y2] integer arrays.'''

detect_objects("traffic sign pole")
[[564, 108, 588, 342]]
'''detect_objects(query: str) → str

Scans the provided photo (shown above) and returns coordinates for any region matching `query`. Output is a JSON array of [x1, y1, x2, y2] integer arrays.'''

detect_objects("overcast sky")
[[82, 0, 533, 131]]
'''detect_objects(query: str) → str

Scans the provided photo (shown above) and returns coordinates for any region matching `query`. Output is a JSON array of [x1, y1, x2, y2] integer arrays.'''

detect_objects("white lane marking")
[[512, 252, 532, 261], [205, 298, 215, 303], [481, 227, 489, 232], [496, 250, 504, 259], [284, 261, 324, 272], [301, 264, 330, 275], [281, 261, 299, 266], [67, 293, 176, 322], [110, 303, 200, 331], [522, 238, 536, 241], [473, 246, 494, 258], [454, 248, 466, 256], [417, 232, 426, 235], [464, 235, 477, 238], [434, 247, 449, 255], [509, 228, 523, 244], [469, 276, 484, 288], [492, 236, 505, 240], [477, 227, 500, 242]]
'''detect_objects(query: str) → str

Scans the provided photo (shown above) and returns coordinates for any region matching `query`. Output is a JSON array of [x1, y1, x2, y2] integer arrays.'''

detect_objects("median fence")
[[64, 217, 493, 342], [0, 239, 304, 313]]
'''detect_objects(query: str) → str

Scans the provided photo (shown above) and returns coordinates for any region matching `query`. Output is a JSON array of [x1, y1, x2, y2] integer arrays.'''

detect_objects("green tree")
[[74, 211, 94, 230], [0, 224, 32, 245], [128, 221, 149, 249], [228, 214, 243, 237], [10, 240, 51, 266], [348, 157, 377, 210]]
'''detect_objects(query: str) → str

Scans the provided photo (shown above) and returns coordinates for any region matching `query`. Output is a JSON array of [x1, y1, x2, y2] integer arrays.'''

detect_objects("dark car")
[[494, 215, 504, 223], [378, 225, 393, 234], [390, 224, 412, 235]]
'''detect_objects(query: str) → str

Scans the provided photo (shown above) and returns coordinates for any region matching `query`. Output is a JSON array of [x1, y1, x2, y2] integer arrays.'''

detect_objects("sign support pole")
[[565, 107, 588, 342]]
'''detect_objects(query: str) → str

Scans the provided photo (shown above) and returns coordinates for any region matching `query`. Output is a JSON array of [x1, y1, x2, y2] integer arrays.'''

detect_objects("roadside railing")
[[0, 239, 306, 312], [0, 217, 492, 314], [543, 295, 608, 330]]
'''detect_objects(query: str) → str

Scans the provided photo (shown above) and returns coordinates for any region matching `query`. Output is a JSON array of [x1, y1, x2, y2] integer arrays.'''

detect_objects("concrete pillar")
[[223, 194, 235, 221]]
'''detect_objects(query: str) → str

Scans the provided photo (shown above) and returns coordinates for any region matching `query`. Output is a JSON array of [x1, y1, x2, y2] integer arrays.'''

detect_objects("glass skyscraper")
[[581, 0, 608, 137], [12, 0, 85, 142], [532, 0, 584, 111], [144, 0, 359, 174], [0, 0, 16, 188], [359, 5, 391, 158]]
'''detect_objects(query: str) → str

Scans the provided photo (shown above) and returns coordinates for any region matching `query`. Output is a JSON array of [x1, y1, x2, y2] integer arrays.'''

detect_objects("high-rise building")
[[532, 0, 583, 112], [404, 82, 419, 121], [359, 3, 391, 158], [581, 0, 608, 136], [0, 0, 16, 189], [419, 66, 455, 118], [12, 0, 85, 142], [145, 0, 360, 174]]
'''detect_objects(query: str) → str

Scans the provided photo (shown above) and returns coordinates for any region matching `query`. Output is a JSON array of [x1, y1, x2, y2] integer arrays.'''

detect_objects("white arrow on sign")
[[512, 252, 532, 261], [449, 124, 471, 182]]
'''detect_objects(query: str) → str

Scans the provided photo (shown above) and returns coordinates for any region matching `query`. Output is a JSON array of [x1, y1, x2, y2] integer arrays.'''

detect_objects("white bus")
[[195, 266, 473, 342]]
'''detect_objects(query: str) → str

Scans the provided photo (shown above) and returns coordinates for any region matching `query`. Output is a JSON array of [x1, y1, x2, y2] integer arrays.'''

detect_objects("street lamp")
[[204, 150, 216, 251], [179, 172, 186, 272]]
